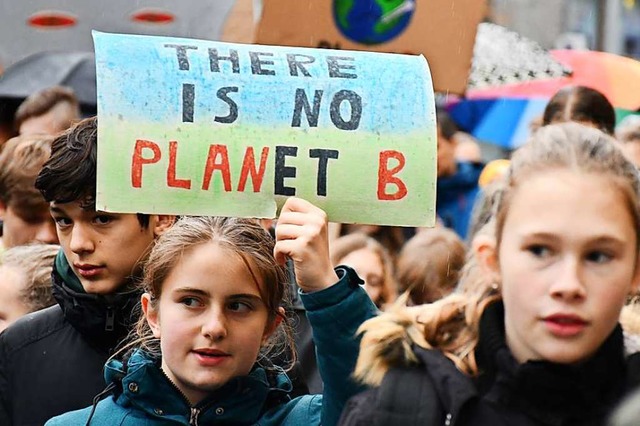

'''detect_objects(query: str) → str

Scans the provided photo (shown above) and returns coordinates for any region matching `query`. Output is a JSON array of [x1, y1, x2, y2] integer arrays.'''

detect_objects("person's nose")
[[549, 256, 586, 302], [68, 224, 95, 254], [202, 307, 228, 342], [35, 220, 58, 244]]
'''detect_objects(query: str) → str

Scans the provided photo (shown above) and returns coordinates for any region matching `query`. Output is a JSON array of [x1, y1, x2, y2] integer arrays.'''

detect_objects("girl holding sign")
[[47, 197, 377, 426], [340, 123, 640, 426]]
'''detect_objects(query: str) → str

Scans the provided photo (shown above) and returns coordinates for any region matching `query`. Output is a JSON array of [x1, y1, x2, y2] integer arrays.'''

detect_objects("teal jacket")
[[46, 266, 377, 426]]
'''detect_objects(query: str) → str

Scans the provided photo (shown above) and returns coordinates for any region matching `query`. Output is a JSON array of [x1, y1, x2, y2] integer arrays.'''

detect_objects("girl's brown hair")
[[126, 216, 293, 369], [339, 224, 406, 259], [355, 123, 640, 385], [396, 228, 466, 305], [542, 85, 616, 135]]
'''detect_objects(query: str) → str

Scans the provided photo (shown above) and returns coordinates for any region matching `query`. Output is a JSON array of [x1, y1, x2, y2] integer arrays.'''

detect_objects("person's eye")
[[180, 297, 203, 308], [228, 301, 253, 313], [93, 215, 113, 225], [526, 244, 551, 258], [585, 250, 613, 264], [53, 217, 72, 228]]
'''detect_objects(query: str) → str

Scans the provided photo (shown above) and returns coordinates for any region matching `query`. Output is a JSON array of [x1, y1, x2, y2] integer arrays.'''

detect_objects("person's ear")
[[0, 201, 6, 221], [262, 307, 285, 344], [152, 215, 176, 237], [141, 293, 161, 338], [473, 233, 500, 281]]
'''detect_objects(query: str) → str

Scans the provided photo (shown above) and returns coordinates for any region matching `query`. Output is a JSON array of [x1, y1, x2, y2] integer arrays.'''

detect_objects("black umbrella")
[[0, 51, 96, 114]]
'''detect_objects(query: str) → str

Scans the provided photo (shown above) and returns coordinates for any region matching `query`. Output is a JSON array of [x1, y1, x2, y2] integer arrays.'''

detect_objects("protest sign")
[[255, 0, 487, 95], [93, 31, 436, 226]]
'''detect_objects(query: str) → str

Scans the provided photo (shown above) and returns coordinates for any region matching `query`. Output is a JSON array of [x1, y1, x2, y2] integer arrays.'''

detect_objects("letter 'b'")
[[377, 150, 408, 201]]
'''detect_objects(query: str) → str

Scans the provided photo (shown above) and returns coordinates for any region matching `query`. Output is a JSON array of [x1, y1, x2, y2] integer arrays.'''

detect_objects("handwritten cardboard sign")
[[93, 31, 436, 226], [255, 0, 487, 95]]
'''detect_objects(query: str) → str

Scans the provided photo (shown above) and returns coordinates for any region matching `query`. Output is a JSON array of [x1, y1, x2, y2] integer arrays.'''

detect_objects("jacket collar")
[[52, 256, 141, 353], [411, 301, 628, 425], [476, 301, 627, 426], [105, 350, 290, 424], [54, 249, 85, 293]]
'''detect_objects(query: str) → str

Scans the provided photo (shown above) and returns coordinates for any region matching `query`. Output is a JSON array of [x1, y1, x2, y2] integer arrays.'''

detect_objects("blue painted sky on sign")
[[94, 31, 432, 134]]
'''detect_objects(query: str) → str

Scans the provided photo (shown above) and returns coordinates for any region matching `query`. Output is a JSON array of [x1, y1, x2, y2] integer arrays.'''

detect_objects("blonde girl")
[[47, 198, 377, 426], [0, 243, 58, 332], [340, 123, 640, 426]]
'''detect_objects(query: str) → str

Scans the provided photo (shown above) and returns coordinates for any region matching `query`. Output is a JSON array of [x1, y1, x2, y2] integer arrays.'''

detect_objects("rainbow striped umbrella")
[[468, 49, 640, 111], [451, 50, 640, 149]]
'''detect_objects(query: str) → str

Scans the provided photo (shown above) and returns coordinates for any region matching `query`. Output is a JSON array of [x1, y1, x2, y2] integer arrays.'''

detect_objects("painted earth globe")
[[333, 0, 415, 45]]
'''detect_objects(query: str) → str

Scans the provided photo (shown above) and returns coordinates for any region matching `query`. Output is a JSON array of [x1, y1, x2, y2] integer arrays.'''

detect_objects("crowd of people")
[[1, 78, 640, 425]]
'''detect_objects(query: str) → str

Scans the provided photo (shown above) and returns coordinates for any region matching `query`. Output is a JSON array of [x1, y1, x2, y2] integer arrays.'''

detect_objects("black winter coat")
[[0, 265, 140, 426], [340, 302, 640, 426]]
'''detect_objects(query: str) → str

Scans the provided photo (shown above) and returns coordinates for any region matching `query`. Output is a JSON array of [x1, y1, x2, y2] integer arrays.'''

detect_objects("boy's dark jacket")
[[339, 301, 640, 426], [0, 251, 140, 426]]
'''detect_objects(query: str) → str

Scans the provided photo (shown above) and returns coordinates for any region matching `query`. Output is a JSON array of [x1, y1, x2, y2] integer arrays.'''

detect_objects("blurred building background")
[[490, 0, 640, 57], [1, 0, 637, 70]]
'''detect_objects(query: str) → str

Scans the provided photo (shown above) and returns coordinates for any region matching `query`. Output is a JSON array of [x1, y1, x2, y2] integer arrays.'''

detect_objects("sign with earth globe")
[[333, 0, 416, 45], [256, 0, 485, 95]]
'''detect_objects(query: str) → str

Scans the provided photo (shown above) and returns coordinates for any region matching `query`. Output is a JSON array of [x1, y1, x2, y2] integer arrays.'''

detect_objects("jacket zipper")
[[105, 306, 115, 331], [189, 407, 201, 426], [160, 368, 193, 405], [159, 368, 216, 425]]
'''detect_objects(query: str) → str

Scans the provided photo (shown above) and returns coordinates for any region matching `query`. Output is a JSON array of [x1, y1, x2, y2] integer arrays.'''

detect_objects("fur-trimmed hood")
[[354, 295, 471, 387]]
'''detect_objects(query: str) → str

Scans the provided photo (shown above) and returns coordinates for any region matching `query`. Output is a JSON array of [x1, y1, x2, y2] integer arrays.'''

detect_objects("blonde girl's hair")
[[1, 244, 59, 313], [330, 232, 397, 307], [616, 114, 640, 144], [355, 122, 640, 386], [122, 216, 293, 370]]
